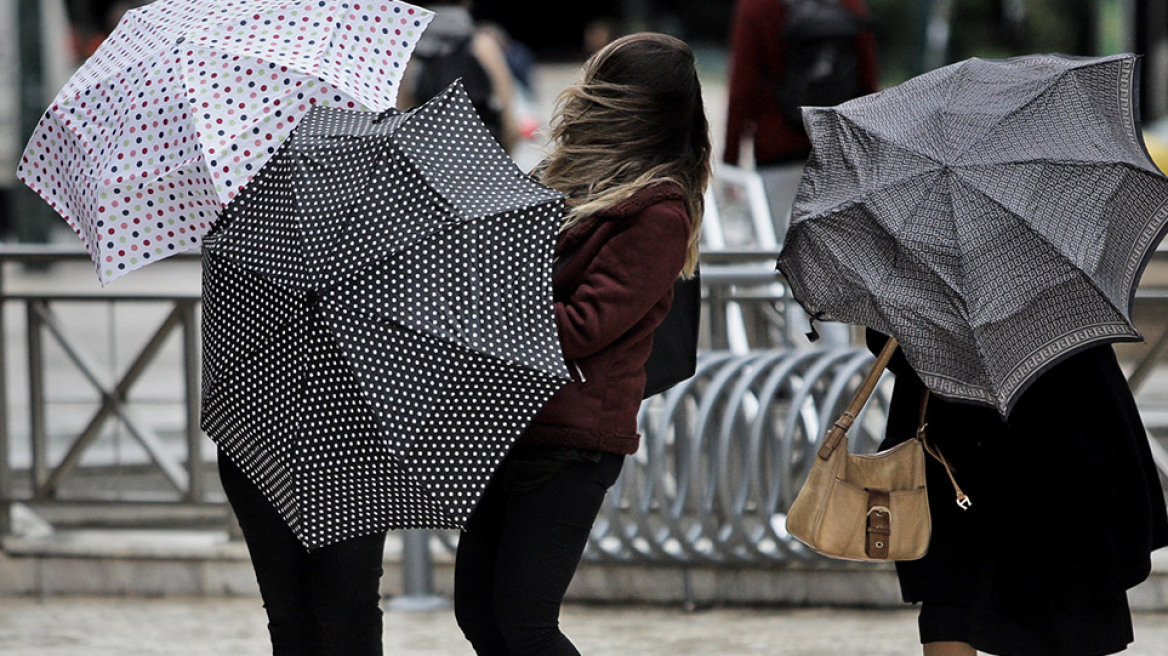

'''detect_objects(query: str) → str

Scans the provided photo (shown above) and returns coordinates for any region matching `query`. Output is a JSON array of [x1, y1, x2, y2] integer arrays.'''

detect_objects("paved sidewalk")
[[2, 596, 1168, 655]]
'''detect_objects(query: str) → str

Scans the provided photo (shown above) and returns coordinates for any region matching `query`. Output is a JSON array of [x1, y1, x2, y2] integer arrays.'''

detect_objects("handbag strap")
[[916, 389, 972, 510], [816, 336, 899, 460], [817, 336, 973, 510]]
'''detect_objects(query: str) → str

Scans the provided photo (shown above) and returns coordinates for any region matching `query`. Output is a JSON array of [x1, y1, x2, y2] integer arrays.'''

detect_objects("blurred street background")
[[2, 1, 1168, 654]]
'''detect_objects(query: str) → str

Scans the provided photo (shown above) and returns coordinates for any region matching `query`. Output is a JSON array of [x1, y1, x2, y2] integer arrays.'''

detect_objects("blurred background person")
[[479, 19, 541, 144], [722, 0, 878, 239], [398, 0, 522, 154], [723, 0, 878, 348], [582, 17, 619, 57]]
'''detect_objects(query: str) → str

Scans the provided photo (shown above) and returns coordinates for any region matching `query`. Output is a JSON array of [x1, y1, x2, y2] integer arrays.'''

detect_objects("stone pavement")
[[1, 596, 1168, 656]]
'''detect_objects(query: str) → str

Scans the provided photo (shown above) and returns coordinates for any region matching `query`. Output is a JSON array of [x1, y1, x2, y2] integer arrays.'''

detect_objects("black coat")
[[868, 329, 1168, 654]]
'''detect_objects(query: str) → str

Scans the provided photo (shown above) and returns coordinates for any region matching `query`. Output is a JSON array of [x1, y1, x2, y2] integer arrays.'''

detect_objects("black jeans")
[[218, 452, 389, 656], [453, 446, 624, 655]]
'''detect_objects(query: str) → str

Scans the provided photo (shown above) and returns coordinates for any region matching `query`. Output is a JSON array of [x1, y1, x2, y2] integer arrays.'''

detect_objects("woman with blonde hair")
[[453, 32, 711, 655]]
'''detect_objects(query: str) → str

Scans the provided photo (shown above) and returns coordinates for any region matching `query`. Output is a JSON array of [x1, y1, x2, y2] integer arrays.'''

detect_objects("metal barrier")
[[0, 247, 219, 533], [589, 347, 889, 565], [3, 245, 1168, 576], [0, 246, 799, 536]]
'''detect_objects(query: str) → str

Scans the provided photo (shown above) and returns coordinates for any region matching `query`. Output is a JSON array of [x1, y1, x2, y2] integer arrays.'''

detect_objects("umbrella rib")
[[869, 170, 969, 304], [329, 297, 557, 377], [961, 159, 1159, 175], [945, 61, 1065, 163], [949, 173, 1133, 330], [947, 55, 1136, 165], [797, 167, 945, 227], [831, 110, 946, 170]]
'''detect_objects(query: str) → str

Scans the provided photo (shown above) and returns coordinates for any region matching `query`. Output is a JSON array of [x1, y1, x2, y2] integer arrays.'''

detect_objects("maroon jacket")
[[517, 183, 692, 455], [723, 0, 879, 166]]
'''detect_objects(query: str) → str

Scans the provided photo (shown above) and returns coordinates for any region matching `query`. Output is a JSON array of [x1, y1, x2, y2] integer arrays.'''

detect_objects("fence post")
[[14, 0, 53, 245], [181, 300, 204, 502], [386, 529, 448, 611], [0, 263, 9, 534], [26, 301, 47, 497]]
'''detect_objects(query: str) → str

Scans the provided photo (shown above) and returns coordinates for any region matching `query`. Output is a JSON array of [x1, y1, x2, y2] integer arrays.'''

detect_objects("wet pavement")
[[2, 595, 1168, 655]]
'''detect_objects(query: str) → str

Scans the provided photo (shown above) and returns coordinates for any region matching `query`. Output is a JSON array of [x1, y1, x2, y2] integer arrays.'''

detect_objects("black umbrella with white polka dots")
[[200, 81, 570, 550]]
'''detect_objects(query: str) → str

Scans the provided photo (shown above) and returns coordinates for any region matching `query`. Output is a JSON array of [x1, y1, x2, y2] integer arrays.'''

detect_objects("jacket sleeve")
[[723, 0, 773, 165], [846, 0, 880, 95], [555, 205, 690, 360]]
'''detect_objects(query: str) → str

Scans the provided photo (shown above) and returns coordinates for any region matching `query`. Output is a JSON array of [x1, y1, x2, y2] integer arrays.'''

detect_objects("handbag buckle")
[[865, 491, 892, 559]]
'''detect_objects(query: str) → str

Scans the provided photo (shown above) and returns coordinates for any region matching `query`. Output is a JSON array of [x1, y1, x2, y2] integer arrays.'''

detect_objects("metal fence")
[[0, 247, 222, 533], [589, 347, 890, 565], [2, 241, 1168, 571], [0, 243, 836, 541]]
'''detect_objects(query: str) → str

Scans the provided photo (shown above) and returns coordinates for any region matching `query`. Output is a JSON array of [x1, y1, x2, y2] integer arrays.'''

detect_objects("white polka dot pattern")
[[16, 0, 433, 284], [202, 81, 570, 549]]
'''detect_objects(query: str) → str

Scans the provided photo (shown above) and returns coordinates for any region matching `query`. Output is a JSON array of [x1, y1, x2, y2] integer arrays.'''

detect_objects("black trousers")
[[218, 452, 389, 656], [453, 446, 624, 655]]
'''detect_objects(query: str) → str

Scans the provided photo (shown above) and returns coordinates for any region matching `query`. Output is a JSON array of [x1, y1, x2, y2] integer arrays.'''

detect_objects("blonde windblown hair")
[[538, 33, 712, 278]]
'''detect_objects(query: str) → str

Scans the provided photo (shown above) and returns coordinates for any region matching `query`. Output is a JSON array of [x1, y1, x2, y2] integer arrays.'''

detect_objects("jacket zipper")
[[571, 360, 587, 383]]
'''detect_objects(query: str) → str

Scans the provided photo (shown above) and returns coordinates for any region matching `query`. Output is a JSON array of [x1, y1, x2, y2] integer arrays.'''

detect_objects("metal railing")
[[590, 347, 890, 565], [0, 246, 220, 533], [2, 244, 1168, 572], [0, 244, 812, 540]]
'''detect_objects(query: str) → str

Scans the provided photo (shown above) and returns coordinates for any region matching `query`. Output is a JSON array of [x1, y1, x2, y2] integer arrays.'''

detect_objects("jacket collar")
[[556, 182, 687, 254]]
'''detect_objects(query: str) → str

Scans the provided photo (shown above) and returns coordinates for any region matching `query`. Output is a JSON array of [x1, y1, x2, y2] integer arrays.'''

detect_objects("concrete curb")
[[4, 529, 1167, 613]]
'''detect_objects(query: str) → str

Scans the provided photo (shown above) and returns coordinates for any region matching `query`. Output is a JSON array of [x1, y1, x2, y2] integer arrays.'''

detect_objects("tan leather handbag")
[[785, 337, 969, 562]]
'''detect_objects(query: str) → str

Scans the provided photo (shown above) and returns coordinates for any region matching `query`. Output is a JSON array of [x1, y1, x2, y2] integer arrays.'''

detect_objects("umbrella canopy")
[[17, 0, 433, 284], [201, 81, 569, 549], [776, 53, 1168, 416]]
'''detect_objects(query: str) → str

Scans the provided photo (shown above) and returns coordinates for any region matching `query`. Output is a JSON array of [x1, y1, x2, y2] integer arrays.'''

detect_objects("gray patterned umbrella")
[[201, 81, 569, 549], [777, 53, 1168, 416]]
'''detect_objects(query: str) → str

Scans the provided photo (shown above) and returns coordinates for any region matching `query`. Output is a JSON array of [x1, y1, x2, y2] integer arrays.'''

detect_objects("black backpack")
[[773, 0, 873, 126], [412, 34, 504, 143]]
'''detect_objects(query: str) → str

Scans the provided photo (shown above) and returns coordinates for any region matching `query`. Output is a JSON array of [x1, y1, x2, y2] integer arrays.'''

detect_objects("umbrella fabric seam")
[[944, 62, 1061, 164], [946, 55, 1128, 165], [948, 171, 1134, 331], [794, 168, 944, 227], [827, 108, 946, 170], [328, 294, 562, 377]]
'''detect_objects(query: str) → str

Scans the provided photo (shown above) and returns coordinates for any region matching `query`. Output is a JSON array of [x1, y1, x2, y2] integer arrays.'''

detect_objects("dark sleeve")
[[554, 205, 690, 359], [846, 0, 880, 95], [723, 0, 774, 165]]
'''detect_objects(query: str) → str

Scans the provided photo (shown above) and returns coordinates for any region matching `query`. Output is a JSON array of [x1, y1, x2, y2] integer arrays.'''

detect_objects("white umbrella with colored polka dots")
[[16, 0, 433, 284], [200, 81, 570, 549]]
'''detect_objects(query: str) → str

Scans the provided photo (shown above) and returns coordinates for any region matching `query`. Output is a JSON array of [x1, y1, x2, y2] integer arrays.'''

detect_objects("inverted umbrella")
[[17, 0, 433, 284], [776, 53, 1168, 416], [201, 81, 570, 549]]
